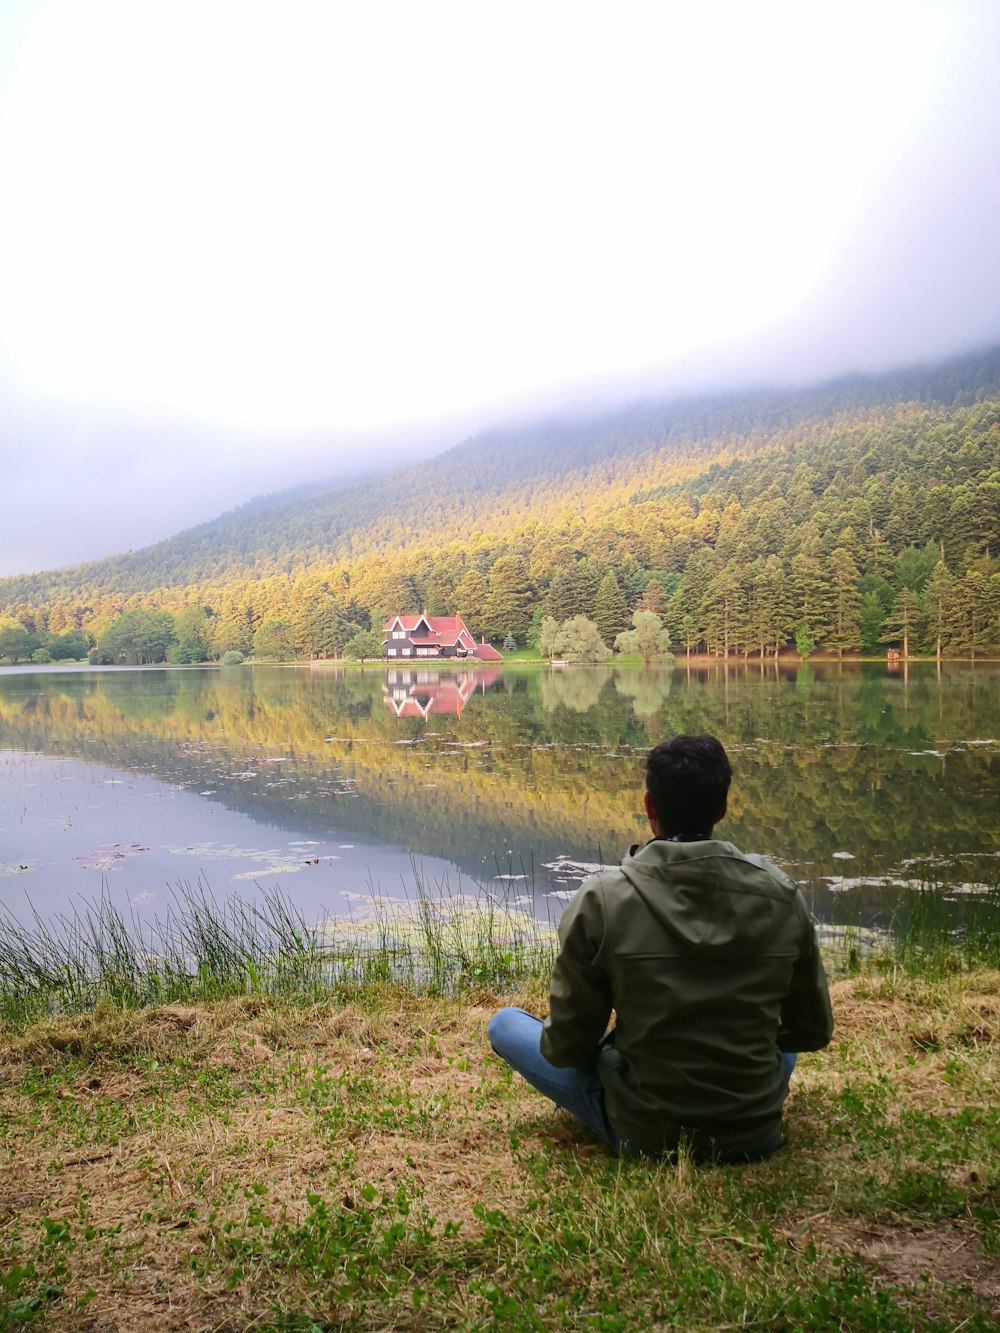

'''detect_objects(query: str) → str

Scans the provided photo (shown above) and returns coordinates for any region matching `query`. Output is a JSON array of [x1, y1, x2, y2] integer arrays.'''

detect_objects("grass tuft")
[[0, 874, 558, 1025], [1, 869, 997, 1027], [821, 876, 1000, 979]]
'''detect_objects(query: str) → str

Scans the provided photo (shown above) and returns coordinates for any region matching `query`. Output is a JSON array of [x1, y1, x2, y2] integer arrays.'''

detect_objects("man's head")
[[644, 734, 732, 840]]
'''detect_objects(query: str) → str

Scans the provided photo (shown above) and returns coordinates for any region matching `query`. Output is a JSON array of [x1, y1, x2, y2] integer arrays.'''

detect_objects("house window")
[[392, 631, 406, 640]]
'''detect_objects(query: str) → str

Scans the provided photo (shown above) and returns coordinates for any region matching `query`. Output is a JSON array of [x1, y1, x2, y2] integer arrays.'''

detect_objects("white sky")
[[1, 0, 999, 576]]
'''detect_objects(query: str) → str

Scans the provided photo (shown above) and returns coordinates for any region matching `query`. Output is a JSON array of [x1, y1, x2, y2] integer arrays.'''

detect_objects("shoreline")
[[3, 650, 1000, 673]]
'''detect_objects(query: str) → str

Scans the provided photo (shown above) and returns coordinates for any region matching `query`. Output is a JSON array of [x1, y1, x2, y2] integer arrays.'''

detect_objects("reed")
[[0, 867, 996, 1025], [0, 872, 558, 1024], [823, 875, 1000, 977]]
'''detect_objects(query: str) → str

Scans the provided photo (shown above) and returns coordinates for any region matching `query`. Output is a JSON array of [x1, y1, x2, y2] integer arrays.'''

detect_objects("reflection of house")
[[382, 613, 503, 662], [383, 667, 503, 718]]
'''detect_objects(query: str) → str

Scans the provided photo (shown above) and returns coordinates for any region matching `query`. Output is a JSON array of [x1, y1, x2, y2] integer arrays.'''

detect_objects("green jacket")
[[540, 838, 833, 1158]]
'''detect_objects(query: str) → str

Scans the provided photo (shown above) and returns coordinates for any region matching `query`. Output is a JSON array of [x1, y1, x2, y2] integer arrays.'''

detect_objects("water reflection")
[[0, 662, 997, 925], [383, 667, 503, 718]]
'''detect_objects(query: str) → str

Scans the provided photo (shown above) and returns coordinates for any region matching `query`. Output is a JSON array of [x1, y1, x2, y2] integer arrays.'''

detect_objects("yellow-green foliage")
[[2, 349, 1000, 659]]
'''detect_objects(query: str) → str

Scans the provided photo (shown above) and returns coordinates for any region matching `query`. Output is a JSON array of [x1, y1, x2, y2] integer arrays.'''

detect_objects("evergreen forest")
[[2, 345, 999, 663]]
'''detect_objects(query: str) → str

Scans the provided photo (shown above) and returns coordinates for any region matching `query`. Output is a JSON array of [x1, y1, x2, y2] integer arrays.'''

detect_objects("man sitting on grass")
[[488, 734, 833, 1161]]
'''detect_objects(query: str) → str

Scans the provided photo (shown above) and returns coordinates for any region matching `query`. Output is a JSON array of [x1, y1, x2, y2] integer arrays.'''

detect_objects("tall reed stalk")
[[0, 869, 995, 1025], [0, 872, 558, 1025], [823, 876, 1000, 977]]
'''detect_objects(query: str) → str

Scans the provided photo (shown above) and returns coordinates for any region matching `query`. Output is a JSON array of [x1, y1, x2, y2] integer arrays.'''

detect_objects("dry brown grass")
[[0, 976, 997, 1330]]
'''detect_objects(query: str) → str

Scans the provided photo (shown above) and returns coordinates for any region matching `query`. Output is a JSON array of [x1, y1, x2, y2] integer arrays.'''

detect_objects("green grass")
[[824, 878, 1000, 978], [0, 870, 997, 1326], [0, 968, 996, 1330]]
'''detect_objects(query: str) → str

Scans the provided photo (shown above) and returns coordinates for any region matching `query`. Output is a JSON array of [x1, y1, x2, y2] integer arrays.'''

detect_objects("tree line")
[[2, 348, 999, 663]]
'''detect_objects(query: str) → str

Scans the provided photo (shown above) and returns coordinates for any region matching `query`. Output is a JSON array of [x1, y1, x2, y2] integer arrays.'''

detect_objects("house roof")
[[383, 613, 502, 659], [384, 614, 460, 633], [383, 613, 478, 648]]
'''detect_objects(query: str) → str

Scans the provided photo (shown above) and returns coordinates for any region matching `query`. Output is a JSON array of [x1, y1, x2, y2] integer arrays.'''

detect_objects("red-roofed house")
[[382, 613, 503, 662]]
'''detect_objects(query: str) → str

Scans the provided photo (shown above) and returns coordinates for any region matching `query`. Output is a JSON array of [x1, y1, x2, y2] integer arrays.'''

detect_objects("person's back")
[[488, 734, 833, 1160], [543, 836, 831, 1159]]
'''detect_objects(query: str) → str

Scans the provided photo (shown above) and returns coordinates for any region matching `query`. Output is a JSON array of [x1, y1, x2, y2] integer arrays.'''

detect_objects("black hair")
[[645, 734, 732, 838]]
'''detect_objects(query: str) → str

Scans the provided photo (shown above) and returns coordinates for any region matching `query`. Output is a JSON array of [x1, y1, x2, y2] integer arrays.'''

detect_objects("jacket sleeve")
[[778, 894, 834, 1053], [540, 880, 613, 1069]]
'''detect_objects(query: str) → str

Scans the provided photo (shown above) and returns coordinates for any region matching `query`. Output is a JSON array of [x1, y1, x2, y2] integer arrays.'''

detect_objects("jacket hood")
[[617, 838, 797, 958]]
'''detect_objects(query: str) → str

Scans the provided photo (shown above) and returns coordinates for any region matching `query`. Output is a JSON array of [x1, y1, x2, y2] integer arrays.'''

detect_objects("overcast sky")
[[1, 0, 999, 578]]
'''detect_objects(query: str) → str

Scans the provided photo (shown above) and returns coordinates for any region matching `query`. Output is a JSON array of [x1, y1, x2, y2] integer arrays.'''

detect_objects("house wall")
[[383, 617, 480, 660]]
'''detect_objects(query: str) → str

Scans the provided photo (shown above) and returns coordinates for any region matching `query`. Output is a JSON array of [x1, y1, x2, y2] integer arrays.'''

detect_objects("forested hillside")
[[2, 346, 999, 662]]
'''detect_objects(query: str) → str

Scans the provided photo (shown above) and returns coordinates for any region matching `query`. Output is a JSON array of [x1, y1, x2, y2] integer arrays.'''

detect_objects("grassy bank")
[[0, 886, 997, 1330], [1, 879, 998, 1027], [0, 972, 996, 1331]]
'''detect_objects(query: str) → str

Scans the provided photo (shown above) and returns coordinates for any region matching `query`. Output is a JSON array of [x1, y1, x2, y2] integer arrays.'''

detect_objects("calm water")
[[0, 661, 997, 926]]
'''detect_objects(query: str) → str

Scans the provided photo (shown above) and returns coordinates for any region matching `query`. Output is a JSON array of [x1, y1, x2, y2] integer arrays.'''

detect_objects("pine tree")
[[701, 565, 744, 658], [422, 566, 458, 617], [453, 569, 489, 636], [893, 543, 939, 596], [666, 588, 701, 657], [749, 555, 794, 658], [865, 521, 895, 583], [664, 548, 714, 656], [593, 573, 630, 647], [947, 561, 993, 660], [826, 547, 863, 658], [545, 559, 603, 622], [482, 554, 533, 641], [922, 560, 956, 661], [791, 538, 832, 646], [859, 590, 887, 655], [882, 587, 923, 658], [213, 597, 255, 656]]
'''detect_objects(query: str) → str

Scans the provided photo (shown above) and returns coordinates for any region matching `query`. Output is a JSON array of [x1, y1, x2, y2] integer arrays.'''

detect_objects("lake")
[[0, 661, 997, 930]]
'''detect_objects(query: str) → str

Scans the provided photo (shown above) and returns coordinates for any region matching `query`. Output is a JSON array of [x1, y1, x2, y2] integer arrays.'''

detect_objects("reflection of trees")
[[0, 665, 997, 889], [613, 667, 673, 726], [538, 666, 613, 714], [94, 671, 181, 722], [856, 676, 933, 749]]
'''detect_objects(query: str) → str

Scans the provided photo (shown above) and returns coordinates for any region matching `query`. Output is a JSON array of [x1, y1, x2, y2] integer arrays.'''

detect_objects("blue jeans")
[[487, 1005, 796, 1159]]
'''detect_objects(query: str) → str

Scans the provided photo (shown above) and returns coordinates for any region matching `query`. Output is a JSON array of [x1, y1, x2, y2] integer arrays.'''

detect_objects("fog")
[[1, 1, 998, 578]]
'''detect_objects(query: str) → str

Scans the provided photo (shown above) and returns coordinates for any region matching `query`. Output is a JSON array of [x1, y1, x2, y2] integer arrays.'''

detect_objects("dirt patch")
[[793, 1216, 1000, 1309]]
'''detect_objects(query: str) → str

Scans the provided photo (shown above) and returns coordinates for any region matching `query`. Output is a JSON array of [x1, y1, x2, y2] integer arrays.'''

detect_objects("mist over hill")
[[2, 344, 999, 663], [6, 346, 1000, 594]]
